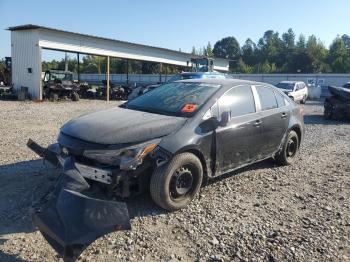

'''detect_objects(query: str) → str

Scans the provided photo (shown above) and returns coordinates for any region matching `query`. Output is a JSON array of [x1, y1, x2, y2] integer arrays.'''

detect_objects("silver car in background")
[[276, 81, 308, 104]]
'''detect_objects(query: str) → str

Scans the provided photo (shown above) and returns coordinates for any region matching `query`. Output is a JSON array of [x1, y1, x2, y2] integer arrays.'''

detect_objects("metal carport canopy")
[[9, 24, 229, 99]]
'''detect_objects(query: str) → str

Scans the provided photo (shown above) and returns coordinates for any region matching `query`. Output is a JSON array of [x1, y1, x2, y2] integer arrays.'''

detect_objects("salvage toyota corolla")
[[28, 78, 304, 261]]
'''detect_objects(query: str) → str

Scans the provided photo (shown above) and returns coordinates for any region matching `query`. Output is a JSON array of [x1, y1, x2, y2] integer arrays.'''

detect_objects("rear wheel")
[[49, 92, 59, 102], [150, 153, 203, 211], [300, 95, 306, 104], [275, 130, 299, 166]]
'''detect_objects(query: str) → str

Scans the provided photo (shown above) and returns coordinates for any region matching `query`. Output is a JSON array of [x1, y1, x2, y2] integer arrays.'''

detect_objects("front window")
[[218, 85, 256, 118], [276, 82, 295, 91], [125, 82, 221, 117]]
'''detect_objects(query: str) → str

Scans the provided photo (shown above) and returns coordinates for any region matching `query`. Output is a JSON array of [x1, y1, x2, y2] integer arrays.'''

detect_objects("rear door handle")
[[281, 112, 288, 118], [253, 120, 262, 127]]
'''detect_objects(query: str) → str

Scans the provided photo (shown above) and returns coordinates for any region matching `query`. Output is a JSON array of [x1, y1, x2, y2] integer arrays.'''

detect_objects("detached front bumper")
[[27, 139, 131, 262]]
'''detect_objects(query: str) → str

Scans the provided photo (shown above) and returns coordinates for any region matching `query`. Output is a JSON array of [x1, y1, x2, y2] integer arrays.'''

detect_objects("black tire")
[[300, 95, 306, 104], [324, 101, 333, 120], [71, 92, 79, 101], [275, 130, 299, 166], [150, 153, 203, 211], [49, 92, 59, 102]]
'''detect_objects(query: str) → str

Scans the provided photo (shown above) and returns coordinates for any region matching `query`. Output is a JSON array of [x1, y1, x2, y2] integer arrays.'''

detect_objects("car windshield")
[[51, 73, 73, 81], [125, 82, 221, 117], [276, 83, 295, 90]]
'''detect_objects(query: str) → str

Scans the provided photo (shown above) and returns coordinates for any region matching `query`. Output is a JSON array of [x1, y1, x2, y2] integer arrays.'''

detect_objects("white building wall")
[[11, 30, 42, 99], [231, 74, 350, 87]]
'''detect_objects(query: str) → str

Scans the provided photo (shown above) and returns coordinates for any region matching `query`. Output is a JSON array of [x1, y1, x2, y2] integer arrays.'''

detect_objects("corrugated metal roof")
[[7, 24, 207, 58]]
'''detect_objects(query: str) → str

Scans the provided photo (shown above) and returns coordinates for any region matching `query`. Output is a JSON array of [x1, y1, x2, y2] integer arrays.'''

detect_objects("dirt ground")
[[0, 99, 349, 262]]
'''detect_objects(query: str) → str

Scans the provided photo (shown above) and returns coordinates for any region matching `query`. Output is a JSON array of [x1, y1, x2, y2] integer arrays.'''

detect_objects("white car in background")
[[276, 81, 308, 104]]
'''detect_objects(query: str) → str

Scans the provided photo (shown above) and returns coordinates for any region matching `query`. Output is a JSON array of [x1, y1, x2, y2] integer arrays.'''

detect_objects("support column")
[[77, 53, 80, 82], [38, 47, 42, 100], [126, 59, 129, 85], [159, 63, 163, 83], [107, 56, 110, 101]]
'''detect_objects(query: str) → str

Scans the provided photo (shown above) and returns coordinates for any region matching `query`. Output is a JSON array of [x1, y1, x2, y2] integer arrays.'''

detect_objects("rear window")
[[256, 86, 278, 111], [274, 90, 286, 107], [276, 82, 295, 90]]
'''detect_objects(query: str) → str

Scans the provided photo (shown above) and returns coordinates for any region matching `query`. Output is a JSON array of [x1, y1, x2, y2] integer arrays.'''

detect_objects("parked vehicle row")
[[28, 78, 304, 261]]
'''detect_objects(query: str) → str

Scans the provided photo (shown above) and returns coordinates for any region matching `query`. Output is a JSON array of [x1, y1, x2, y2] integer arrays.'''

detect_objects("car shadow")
[[0, 238, 27, 261], [304, 114, 350, 125], [0, 159, 58, 235], [0, 251, 27, 262], [204, 158, 276, 187]]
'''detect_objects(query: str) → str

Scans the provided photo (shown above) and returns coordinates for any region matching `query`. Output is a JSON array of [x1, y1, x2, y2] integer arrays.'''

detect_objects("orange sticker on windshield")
[[181, 103, 198, 113]]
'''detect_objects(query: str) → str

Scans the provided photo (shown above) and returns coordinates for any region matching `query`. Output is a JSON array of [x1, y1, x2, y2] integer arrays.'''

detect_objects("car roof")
[[176, 77, 272, 88], [180, 71, 223, 76]]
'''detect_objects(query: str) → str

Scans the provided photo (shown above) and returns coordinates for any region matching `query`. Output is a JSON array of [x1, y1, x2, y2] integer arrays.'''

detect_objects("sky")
[[0, 0, 349, 61]]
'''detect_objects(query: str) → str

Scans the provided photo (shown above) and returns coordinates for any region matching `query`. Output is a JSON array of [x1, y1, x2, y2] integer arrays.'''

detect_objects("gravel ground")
[[0, 99, 349, 262]]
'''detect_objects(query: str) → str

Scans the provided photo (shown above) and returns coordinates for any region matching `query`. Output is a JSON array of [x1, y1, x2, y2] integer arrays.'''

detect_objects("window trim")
[[253, 85, 286, 112]]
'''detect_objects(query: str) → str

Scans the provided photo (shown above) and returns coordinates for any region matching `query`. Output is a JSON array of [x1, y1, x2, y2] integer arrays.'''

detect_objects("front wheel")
[[324, 101, 333, 120], [274, 130, 299, 166], [150, 153, 203, 211], [71, 92, 79, 101], [300, 95, 306, 104]]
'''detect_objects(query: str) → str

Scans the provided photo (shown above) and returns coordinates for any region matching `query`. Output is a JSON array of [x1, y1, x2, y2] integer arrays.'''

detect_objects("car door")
[[254, 85, 290, 157], [215, 85, 264, 174], [300, 82, 307, 98]]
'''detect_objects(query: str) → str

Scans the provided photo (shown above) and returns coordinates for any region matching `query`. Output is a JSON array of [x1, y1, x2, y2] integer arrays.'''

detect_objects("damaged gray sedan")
[[28, 78, 304, 261]]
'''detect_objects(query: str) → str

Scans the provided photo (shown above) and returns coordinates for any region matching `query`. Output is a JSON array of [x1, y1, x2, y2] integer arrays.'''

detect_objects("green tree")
[[191, 46, 197, 55], [256, 30, 284, 69], [213, 36, 240, 61], [206, 42, 214, 58], [282, 28, 295, 49], [328, 37, 350, 73], [306, 35, 329, 73], [236, 58, 253, 73], [341, 34, 350, 49], [241, 38, 257, 66]]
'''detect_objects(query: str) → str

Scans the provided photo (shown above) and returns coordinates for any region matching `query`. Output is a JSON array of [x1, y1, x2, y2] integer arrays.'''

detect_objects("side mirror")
[[200, 116, 220, 132], [219, 111, 230, 127], [200, 110, 230, 132]]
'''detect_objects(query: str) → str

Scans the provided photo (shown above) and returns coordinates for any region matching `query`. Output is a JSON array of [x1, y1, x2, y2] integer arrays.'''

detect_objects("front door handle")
[[253, 120, 262, 127], [281, 112, 288, 118]]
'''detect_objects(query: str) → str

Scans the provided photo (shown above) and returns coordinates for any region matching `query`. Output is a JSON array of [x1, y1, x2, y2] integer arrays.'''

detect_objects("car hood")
[[60, 107, 187, 145]]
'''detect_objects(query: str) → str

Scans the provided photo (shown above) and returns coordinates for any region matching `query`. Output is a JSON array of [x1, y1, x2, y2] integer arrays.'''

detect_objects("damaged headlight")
[[83, 139, 161, 170]]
